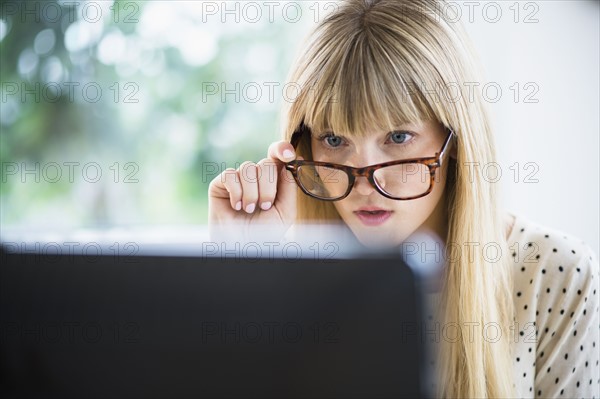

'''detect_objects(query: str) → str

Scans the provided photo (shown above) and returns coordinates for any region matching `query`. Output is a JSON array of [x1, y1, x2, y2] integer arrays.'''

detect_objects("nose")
[[346, 149, 382, 196], [353, 175, 376, 196]]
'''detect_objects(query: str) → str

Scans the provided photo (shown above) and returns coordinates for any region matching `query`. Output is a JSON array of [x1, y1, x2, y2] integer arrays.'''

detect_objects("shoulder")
[[507, 213, 598, 281], [507, 213, 598, 312], [508, 213, 600, 397]]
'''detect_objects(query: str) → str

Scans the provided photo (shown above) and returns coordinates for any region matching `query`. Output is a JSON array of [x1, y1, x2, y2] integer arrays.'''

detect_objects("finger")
[[273, 155, 302, 220], [267, 140, 296, 163], [238, 161, 259, 213], [220, 168, 243, 211], [256, 158, 278, 211]]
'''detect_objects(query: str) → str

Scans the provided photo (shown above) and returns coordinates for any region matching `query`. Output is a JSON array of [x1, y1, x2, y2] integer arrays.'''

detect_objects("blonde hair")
[[281, 0, 515, 397]]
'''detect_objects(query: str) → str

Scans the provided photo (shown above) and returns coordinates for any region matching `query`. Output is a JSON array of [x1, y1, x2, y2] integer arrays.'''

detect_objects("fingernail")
[[235, 201, 242, 211], [260, 201, 272, 210], [245, 203, 255, 213], [283, 149, 294, 159]]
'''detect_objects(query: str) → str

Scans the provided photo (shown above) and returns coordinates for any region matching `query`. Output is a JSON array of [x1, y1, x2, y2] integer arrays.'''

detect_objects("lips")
[[354, 207, 393, 226]]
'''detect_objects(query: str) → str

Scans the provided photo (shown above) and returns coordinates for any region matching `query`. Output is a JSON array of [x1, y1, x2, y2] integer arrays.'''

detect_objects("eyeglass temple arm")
[[437, 129, 454, 164]]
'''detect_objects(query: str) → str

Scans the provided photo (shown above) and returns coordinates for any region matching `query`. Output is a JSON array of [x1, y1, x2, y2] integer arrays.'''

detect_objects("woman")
[[208, 0, 599, 397]]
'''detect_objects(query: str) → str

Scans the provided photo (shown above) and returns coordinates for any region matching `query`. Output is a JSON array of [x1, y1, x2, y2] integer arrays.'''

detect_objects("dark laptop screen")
[[0, 246, 430, 398]]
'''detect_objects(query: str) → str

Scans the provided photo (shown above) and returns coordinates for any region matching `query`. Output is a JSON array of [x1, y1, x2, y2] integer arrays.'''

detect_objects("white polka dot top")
[[508, 213, 599, 398], [424, 213, 600, 398]]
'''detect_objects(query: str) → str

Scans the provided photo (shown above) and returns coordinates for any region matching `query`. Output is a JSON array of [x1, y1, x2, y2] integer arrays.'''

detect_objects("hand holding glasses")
[[208, 121, 455, 243], [284, 123, 455, 201]]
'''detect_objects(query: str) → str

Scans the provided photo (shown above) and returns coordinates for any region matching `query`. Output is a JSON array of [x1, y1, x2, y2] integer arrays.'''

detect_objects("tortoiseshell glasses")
[[284, 124, 454, 201]]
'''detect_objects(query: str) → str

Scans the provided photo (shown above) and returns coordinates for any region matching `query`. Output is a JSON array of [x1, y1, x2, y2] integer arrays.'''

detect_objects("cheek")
[[431, 162, 449, 198], [311, 143, 327, 162], [332, 201, 350, 217], [410, 164, 448, 212], [311, 142, 347, 163]]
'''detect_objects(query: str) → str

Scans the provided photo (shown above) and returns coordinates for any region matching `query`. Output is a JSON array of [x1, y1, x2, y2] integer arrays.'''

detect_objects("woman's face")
[[310, 120, 452, 248]]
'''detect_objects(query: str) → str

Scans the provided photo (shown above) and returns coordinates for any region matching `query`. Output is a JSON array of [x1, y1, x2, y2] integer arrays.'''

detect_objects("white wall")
[[458, 0, 599, 255]]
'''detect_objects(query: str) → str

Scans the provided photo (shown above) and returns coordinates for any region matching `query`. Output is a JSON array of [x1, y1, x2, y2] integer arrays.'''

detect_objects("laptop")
[[0, 238, 432, 398]]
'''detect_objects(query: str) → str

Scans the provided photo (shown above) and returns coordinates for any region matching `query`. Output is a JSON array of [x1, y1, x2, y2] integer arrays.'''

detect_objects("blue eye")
[[324, 135, 343, 147], [389, 131, 411, 144]]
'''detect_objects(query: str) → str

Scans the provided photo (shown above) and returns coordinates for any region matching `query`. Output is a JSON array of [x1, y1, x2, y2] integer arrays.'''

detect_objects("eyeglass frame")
[[284, 123, 455, 201]]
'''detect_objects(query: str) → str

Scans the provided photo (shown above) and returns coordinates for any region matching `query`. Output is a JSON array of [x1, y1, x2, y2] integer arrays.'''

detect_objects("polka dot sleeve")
[[533, 247, 599, 398], [509, 214, 600, 398]]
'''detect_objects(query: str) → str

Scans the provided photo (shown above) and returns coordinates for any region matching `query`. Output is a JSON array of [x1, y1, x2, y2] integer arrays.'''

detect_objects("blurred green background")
[[2, 1, 598, 258], [1, 0, 319, 228]]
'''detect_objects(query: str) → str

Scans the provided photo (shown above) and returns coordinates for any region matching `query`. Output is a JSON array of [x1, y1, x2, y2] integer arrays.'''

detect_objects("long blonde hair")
[[281, 0, 515, 397]]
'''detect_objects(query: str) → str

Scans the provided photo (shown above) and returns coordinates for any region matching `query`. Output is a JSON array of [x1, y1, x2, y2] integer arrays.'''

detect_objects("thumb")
[[273, 156, 303, 221]]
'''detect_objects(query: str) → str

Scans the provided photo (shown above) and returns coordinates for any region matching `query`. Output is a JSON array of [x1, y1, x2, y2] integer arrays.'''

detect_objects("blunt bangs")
[[290, 10, 453, 138]]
